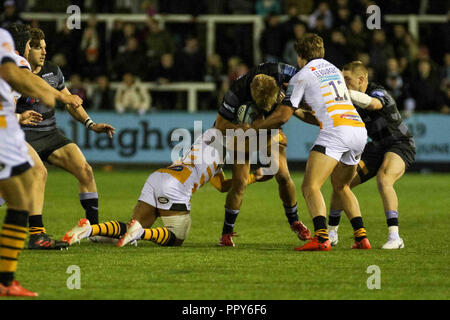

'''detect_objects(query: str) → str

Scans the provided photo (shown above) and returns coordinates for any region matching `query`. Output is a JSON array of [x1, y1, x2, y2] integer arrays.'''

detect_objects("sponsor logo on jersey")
[[158, 197, 169, 204], [1, 42, 13, 52], [371, 90, 385, 98]]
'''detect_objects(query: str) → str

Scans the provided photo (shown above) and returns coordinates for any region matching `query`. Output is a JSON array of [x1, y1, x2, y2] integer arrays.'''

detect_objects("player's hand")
[[235, 123, 251, 131], [90, 123, 116, 138], [252, 118, 264, 130], [62, 94, 83, 109], [19, 110, 43, 126], [253, 167, 274, 182]]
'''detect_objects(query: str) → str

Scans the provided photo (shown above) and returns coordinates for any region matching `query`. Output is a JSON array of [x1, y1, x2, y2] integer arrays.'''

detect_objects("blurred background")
[[1, 0, 449, 170]]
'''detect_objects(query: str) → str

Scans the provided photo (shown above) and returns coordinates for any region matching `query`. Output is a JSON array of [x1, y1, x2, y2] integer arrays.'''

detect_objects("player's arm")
[[253, 104, 294, 129], [210, 169, 265, 193], [349, 90, 383, 110], [293, 108, 320, 126], [0, 62, 82, 108], [60, 87, 115, 138], [215, 113, 250, 132]]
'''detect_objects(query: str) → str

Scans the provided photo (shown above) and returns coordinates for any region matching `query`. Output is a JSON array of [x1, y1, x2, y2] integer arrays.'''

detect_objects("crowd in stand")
[[0, 0, 449, 114]]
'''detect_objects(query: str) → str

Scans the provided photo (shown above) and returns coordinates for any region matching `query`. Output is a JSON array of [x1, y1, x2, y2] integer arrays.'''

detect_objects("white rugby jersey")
[[0, 28, 20, 130], [285, 58, 365, 130], [11, 51, 31, 103], [156, 128, 224, 194]]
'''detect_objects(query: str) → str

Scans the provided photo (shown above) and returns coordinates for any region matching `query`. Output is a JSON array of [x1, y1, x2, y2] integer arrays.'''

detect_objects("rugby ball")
[[235, 103, 260, 125]]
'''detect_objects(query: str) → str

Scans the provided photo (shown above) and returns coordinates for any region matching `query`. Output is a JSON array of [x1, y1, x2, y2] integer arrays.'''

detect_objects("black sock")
[[80, 193, 99, 225], [350, 217, 367, 241], [312, 216, 328, 243], [29, 215, 45, 235], [284, 203, 299, 225], [328, 209, 342, 227], [222, 208, 239, 235]]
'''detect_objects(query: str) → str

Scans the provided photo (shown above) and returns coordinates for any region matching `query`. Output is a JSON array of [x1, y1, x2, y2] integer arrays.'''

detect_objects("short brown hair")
[[29, 28, 45, 48], [250, 74, 279, 111], [342, 61, 368, 78], [294, 33, 325, 61]]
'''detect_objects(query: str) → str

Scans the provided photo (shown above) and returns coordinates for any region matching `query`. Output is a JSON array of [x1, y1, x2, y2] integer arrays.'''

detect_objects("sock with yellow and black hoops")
[[80, 192, 99, 225], [29, 215, 46, 235], [141, 227, 176, 246], [350, 217, 367, 242], [0, 209, 29, 286], [284, 203, 299, 225], [90, 221, 127, 238], [312, 215, 329, 243]]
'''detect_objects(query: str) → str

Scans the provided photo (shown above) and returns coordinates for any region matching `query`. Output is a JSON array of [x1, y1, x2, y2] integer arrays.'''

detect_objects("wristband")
[[349, 90, 372, 109], [84, 118, 94, 129], [16, 113, 21, 122]]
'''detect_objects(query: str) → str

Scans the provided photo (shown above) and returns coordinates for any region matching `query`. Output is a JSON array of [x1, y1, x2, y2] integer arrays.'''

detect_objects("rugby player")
[[215, 62, 317, 247], [62, 128, 263, 247], [15, 27, 115, 245], [327, 61, 415, 249], [0, 27, 82, 296], [252, 34, 371, 251]]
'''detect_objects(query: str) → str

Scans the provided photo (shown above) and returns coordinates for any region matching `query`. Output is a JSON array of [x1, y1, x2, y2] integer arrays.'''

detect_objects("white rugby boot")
[[117, 220, 144, 247], [62, 218, 92, 245]]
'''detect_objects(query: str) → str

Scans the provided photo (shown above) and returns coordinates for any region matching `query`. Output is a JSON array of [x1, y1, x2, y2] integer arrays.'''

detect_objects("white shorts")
[[138, 171, 192, 211], [312, 126, 367, 166], [0, 128, 34, 180]]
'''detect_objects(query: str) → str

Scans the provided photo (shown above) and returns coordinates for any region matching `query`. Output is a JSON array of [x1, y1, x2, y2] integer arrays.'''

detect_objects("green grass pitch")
[[1, 168, 449, 300]]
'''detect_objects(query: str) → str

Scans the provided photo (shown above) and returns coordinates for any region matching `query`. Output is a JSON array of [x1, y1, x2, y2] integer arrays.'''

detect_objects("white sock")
[[328, 225, 339, 232], [388, 226, 400, 239]]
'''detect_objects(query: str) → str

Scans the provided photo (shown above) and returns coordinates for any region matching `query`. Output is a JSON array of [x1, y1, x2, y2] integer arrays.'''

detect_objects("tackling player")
[[62, 128, 263, 247], [15, 27, 115, 245], [253, 33, 371, 251], [0, 27, 82, 296], [327, 61, 415, 249], [215, 62, 316, 247]]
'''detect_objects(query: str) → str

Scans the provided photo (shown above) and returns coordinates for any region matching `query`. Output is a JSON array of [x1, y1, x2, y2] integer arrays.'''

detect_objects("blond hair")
[[250, 74, 279, 111], [342, 61, 368, 79]]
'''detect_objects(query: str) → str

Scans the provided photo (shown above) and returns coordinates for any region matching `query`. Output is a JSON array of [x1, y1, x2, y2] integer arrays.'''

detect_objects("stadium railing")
[[65, 81, 216, 113], [20, 13, 448, 65]]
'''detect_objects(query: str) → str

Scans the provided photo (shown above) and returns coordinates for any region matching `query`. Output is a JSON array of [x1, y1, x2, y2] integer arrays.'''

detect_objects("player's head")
[[5, 23, 30, 57], [294, 33, 325, 68], [342, 61, 369, 92], [250, 74, 279, 113], [28, 27, 46, 67]]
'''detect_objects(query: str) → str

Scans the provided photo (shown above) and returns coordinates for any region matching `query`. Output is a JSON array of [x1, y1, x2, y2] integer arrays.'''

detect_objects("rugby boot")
[[0, 281, 38, 297], [62, 218, 92, 245], [117, 220, 144, 247], [219, 232, 237, 247], [294, 236, 331, 251], [290, 221, 311, 241], [28, 232, 69, 250], [352, 237, 371, 249]]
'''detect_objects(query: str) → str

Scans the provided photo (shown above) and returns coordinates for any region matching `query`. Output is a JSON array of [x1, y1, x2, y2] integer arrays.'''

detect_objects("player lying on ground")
[[252, 34, 371, 251], [62, 128, 265, 247], [15, 26, 115, 247], [214, 62, 317, 247], [327, 61, 415, 249], [0, 27, 82, 297]]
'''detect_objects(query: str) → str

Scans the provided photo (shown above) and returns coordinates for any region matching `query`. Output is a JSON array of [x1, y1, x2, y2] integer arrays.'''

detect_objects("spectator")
[[325, 30, 352, 69], [391, 24, 410, 59], [260, 14, 284, 62], [346, 16, 368, 54], [53, 23, 79, 64], [334, 7, 352, 33], [370, 30, 396, 82], [284, 0, 314, 15], [113, 37, 146, 80], [52, 53, 71, 79], [384, 58, 409, 110], [283, 22, 307, 66], [68, 74, 89, 108], [309, 1, 333, 30], [80, 15, 100, 60], [143, 17, 175, 75], [255, 0, 281, 16], [91, 75, 115, 111], [409, 59, 442, 112], [176, 35, 205, 81], [280, 3, 303, 44], [441, 52, 450, 88], [109, 19, 125, 60], [80, 48, 106, 81], [0, 0, 23, 28], [155, 53, 178, 84], [439, 83, 450, 114], [204, 53, 227, 109], [115, 73, 151, 115]]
